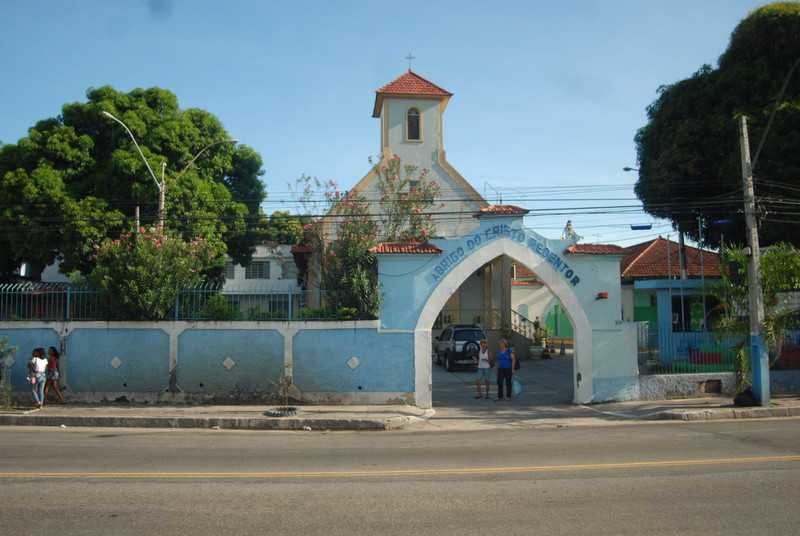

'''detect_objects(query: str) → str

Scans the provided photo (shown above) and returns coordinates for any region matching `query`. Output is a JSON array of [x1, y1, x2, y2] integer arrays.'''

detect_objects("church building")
[[329, 69, 571, 340]]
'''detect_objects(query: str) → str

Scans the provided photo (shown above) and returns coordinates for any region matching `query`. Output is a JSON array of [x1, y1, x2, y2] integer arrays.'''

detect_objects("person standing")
[[475, 339, 492, 399], [495, 338, 516, 401], [28, 348, 48, 408], [44, 346, 64, 404]]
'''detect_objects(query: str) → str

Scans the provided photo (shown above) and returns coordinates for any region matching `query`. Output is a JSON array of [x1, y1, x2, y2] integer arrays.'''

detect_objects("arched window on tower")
[[406, 108, 421, 141]]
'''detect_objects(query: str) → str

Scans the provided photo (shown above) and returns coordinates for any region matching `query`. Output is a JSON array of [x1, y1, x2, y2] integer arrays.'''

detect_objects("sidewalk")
[[0, 404, 432, 431], [1, 396, 799, 432], [413, 395, 800, 432]]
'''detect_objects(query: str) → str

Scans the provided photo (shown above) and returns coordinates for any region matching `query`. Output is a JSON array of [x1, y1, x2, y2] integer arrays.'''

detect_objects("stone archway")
[[413, 237, 593, 408]]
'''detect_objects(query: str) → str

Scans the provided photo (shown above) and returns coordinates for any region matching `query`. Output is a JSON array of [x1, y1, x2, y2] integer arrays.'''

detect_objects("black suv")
[[435, 324, 486, 371]]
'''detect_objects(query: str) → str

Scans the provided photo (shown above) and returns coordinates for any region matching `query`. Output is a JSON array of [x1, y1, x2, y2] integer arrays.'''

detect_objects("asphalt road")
[[2, 420, 799, 536]]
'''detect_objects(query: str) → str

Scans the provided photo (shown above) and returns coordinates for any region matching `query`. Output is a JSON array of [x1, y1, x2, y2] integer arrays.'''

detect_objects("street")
[[2, 420, 799, 535]]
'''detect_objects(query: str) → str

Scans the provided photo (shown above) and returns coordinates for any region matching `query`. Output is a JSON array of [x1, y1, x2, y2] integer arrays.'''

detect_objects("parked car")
[[435, 324, 486, 371]]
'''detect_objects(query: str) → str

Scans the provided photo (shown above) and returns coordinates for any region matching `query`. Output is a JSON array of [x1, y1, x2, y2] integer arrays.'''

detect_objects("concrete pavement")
[[1, 420, 799, 535]]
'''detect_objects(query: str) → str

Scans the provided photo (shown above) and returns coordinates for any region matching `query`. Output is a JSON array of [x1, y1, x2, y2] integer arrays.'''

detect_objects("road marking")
[[1, 455, 799, 479]]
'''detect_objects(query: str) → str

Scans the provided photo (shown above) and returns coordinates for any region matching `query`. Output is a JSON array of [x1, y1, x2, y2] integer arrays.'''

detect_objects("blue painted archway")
[[376, 214, 638, 408]]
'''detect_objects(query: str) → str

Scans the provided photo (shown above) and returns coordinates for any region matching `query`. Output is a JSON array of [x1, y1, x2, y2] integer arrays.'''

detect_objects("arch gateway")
[[375, 211, 638, 409]]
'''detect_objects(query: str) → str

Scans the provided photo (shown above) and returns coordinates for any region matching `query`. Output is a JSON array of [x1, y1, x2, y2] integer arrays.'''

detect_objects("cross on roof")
[[405, 52, 416, 70]]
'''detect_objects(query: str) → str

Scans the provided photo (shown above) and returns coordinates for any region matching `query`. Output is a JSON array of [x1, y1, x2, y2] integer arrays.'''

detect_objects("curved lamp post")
[[101, 110, 237, 230]]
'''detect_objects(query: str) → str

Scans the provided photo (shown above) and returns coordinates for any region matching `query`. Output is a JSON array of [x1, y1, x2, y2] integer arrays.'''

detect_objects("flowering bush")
[[376, 155, 441, 241], [88, 227, 224, 320]]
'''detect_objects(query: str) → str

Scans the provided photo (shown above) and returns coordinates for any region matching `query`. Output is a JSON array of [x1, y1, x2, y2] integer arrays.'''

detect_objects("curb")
[[654, 406, 800, 421], [0, 414, 423, 431]]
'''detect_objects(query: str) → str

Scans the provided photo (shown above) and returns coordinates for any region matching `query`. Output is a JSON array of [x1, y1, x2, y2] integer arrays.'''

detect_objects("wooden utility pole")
[[738, 115, 770, 406]]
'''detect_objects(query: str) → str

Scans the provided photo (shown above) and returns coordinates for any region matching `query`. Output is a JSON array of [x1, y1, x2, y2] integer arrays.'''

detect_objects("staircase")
[[510, 309, 536, 354]]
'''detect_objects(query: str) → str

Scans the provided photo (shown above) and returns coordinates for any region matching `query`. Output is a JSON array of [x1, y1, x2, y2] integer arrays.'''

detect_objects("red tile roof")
[[376, 70, 453, 97], [565, 244, 626, 255], [621, 237, 720, 279], [475, 204, 530, 217], [369, 241, 443, 254], [372, 70, 452, 117], [514, 264, 536, 279]]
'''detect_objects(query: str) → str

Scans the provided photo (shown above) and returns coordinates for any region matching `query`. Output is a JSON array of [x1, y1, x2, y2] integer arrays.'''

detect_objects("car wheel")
[[445, 353, 454, 372]]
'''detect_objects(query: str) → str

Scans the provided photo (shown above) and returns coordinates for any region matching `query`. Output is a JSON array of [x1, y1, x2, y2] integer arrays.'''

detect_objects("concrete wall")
[[771, 370, 800, 395], [621, 284, 634, 322], [638, 373, 737, 400], [0, 320, 413, 405], [511, 284, 552, 322]]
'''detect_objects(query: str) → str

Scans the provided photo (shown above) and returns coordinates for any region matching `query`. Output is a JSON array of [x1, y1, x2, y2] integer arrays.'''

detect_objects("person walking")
[[475, 339, 492, 399], [28, 348, 48, 408], [495, 338, 516, 401], [44, 346, 64, 404]]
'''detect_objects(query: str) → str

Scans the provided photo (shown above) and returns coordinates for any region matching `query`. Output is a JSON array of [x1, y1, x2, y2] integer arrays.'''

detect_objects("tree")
[[634, 2, 800, 248], [0, 86, 266, 280], [88, 227, 222, 320], [262, 211, 307, 245], [298, 156, 441, 318], [714, 242, 800, 389], [318, 191, 381, 317]]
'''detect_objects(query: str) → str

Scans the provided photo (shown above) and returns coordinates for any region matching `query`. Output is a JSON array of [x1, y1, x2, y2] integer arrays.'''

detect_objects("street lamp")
[[101, 110, 237, 230], [623, 166, 639, 172]]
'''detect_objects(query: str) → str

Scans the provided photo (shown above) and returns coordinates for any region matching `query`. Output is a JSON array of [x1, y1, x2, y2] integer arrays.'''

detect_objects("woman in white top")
[[475, 339, 492, 399], [28, 347, 48, 408]]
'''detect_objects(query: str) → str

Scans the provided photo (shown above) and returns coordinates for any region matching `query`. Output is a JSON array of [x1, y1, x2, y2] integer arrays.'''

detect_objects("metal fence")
[[637, 321, 800, 374], [0, 283, 336, 321], [637, 321, 741, 374]]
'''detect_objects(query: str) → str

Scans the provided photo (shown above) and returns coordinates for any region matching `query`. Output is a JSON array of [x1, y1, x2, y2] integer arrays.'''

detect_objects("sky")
[[0, 0, 769, 245]]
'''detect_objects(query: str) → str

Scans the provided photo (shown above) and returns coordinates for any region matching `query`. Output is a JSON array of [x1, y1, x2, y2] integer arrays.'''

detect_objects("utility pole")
[[101, 110, 236, 233], [738, 115, 770, 406], [160, 162, 167, 230], [677, 229, 687, 331]]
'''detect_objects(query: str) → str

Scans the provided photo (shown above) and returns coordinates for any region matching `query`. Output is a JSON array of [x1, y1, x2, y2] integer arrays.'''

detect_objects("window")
[[245, 260, 270, 280], [406, 108, 420, 141], [454, 329, 485, 341], [225, 262, 235, 279]]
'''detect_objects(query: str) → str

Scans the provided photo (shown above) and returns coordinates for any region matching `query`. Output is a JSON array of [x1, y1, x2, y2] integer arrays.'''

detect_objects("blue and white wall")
[[2, 215, 643, 408], [1, 321, 414, 405]]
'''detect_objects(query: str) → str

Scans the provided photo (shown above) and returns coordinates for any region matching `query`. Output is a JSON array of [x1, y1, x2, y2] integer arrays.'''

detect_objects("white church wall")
[[511, 284, 555, 323], [382, 97, 481, 239]]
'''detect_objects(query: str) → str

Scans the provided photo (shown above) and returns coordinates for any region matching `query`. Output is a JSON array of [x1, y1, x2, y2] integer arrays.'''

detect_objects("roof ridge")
[[621, 237, 661, 277]]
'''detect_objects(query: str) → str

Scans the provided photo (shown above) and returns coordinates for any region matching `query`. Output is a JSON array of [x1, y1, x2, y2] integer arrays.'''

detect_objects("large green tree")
[[634, 2, 800, 248], [0, 86, 266, 280]]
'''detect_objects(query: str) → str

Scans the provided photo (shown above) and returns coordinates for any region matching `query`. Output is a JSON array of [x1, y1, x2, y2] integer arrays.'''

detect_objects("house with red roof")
[[620, 236, 721, 326], [617, 237, 727, 370]]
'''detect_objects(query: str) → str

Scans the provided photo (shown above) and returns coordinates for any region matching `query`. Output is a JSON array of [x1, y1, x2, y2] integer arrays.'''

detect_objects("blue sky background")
[[0, 0, 768, 245]]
